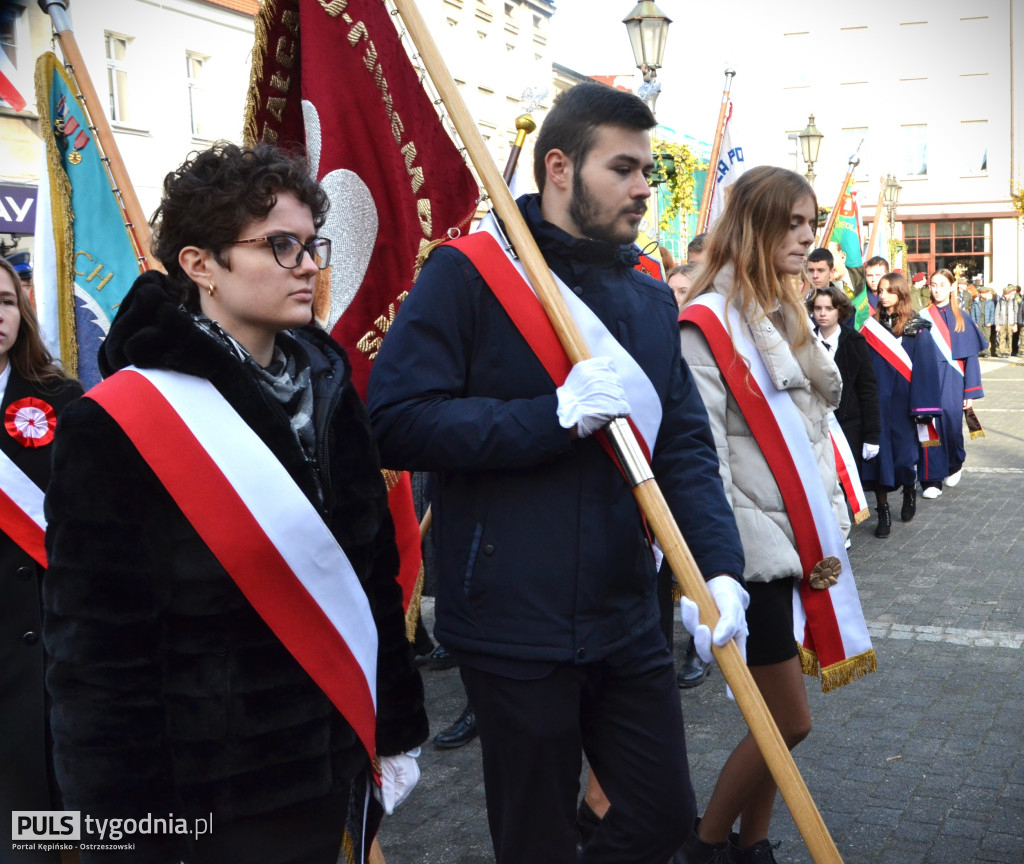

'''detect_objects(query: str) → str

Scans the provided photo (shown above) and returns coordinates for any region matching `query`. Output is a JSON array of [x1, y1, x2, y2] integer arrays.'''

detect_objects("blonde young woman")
[[676, 166, 852, 864]]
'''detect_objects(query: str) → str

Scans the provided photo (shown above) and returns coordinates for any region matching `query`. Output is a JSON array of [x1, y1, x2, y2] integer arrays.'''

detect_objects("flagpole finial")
[[37, 0, 71, 31], [725, 67, 736, 78], [514, 114, 537, 135]]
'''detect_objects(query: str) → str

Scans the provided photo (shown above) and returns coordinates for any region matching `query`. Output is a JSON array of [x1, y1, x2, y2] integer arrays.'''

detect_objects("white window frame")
[[105, 31, 132, 123]]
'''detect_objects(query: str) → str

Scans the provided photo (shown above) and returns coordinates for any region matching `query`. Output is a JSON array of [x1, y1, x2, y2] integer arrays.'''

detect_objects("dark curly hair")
[[150, 141, 329, 309]]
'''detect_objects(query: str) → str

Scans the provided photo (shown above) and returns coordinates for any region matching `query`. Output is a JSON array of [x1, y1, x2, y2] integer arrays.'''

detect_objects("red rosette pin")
[[5, 397, 57, 448]]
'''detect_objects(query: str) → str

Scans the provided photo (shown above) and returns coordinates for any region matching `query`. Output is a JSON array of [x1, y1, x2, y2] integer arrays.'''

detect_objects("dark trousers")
[[461, 650, 694, 864], [191, 789, 348, 864]]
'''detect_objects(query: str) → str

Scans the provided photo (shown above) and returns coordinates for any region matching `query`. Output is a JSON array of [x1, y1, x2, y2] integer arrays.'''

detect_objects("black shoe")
[[729, 838, 781, 863], [415, 643, 456, 670], [874, 503, 891, 538], [575, 799, 603, 853], [433, 704, 477, 749], [900, 486, 916, 522], [677, 638, 710, 689], [672, 831, 732, 864]]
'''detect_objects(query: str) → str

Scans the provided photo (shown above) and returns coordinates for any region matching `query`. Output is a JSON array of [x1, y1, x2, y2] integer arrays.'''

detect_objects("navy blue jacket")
[[368, 195, 743, 664]]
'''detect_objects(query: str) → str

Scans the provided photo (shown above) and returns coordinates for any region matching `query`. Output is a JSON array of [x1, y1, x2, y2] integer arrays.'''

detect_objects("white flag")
[[706, 103, 746, 229]]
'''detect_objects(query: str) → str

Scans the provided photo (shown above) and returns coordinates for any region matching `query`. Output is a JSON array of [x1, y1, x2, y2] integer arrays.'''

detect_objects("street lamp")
[[623, 2, 672, 117], [797, 113, 824, 188], [883, 173, 902, 240]]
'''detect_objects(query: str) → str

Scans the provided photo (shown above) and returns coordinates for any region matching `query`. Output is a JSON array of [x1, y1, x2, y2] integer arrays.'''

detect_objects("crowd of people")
[[0, 79, 1007, 864]]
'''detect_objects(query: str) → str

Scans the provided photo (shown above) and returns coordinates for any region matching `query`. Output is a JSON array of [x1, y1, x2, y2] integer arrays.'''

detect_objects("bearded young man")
[[368, 82, 746, 864]]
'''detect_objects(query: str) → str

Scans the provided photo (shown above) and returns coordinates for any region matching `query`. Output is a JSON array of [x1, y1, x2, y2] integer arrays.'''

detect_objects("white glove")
[[556, 357, 631, 439], [373, 748, 421, 815], [862, 442, 880, 461], [679, 575, 750, 665]]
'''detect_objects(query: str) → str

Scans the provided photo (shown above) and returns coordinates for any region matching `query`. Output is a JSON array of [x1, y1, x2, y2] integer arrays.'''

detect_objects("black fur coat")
[[42, 272, 426, 862]]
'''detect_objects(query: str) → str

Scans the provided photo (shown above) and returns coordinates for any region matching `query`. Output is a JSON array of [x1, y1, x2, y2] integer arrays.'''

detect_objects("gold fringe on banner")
[[34, 52, 78, 379], [851, 507, 870, 525], [799, 645, 878, 693]]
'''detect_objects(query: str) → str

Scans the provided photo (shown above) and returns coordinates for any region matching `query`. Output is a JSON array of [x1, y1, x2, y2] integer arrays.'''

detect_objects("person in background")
[[805, 247, 834, 293], [971, 286, 997, 356], [917, 269, 988, 499], [686, 232, 708, 265], [806, 285, 880, 483], [0, 257, 81, 864], [43, 143, 426, 863], [667, 262, 698, 309], [863, 255, 889, 311], [860, 272, 943, 538], [993, 284, 1019, 357]]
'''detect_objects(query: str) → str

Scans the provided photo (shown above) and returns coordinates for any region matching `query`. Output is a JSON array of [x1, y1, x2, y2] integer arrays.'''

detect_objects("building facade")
[[1, 0, 257, 265]]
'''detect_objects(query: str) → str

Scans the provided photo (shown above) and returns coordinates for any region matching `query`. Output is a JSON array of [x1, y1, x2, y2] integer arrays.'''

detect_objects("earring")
[[207, 282, 216, 297]]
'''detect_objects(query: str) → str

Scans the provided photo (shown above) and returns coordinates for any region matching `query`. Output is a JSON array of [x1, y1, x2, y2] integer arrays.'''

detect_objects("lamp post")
[[883, 173, 902, 243], [797, 113, 824, 189], [623, 2, 671, 118]]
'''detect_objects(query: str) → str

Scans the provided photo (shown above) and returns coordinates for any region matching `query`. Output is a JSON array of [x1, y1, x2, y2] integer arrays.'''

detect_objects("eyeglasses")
[[226, 234, 332, 270]]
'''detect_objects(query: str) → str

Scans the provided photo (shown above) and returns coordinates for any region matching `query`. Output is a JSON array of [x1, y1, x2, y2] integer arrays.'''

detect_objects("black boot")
[[730, 838, 782, 863], [672, 831, 732, 864], [433, 704, 477, 749], [874, 503, 891, 538], [677, 635, 710, 689], [900, 485, 916, 522]]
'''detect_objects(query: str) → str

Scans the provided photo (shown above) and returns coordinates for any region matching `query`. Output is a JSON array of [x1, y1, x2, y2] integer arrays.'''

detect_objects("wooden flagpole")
[[695, 68, 736, 234], [818, 145, 862, 252], [38, 0, 161, 272], [865, 176, 886, 264], [390, 1, 843, 861]]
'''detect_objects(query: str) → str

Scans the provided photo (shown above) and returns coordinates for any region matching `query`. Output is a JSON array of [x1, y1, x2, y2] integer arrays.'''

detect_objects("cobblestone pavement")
[[376, 356, 1024, 864]]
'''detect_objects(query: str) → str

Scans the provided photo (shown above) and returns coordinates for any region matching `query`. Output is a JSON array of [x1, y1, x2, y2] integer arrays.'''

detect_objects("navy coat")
[[368, 195, 743, 664], [861, 317, 943, 490]]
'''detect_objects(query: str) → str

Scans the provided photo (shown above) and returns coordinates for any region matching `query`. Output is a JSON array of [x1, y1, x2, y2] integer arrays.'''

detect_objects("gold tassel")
[[35, 53, 78, 380], [800, 646, 878, 692], [242, 0, 279, 147], [970, 429, 986, 440], [852, 507, 870, 525]]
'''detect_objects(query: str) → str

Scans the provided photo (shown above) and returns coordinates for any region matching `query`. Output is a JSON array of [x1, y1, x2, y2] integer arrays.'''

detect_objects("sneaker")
[[945, 469, 962, 487], [922, 486, 942, 500]]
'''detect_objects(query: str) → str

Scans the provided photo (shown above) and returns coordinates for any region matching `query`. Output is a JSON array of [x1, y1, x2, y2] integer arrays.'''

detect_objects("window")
[[900, 124, 927, 177], [1, 5, 20, 68], [960, 120, 987, 176], [904, 220, 992, 284], [0, 3, 29, 111], [186, 52, 208, 138], [105, 32, 131, 123]]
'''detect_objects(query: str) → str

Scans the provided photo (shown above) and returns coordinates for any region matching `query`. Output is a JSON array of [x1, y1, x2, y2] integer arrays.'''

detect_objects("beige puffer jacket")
[[680, 272, 847, 584]]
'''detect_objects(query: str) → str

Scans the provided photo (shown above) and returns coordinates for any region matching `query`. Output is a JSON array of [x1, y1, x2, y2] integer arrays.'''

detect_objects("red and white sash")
[[0, 451, 47, 566], [861, 317, 941, 448], [681, 295, 876, 691], [921, 305, 963, 376], [87, 368, 379, 765], [828, 415, 869, 525], [452, 216, 663, 459]]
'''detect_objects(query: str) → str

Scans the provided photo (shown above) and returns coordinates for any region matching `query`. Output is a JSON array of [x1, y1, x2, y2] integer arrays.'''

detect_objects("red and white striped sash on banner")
[[681, 295, 876, 691], [921, 305, 964, 376], [0, 451, 47, 566], [87, 367, 379, 765], [828, 415, 870, 525], [449, 219, 663, 461], [861, 317, 941, 448]]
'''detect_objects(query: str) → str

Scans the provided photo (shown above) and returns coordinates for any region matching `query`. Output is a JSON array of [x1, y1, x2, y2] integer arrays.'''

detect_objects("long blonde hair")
[[687, 165, 816, 344]]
